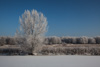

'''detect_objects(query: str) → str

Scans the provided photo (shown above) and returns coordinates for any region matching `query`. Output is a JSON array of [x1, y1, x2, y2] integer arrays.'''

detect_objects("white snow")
[[0, 56, 100, 67]]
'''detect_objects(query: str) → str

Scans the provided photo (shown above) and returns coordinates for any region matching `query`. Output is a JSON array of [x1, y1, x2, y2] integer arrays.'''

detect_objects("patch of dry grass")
[[40, 44, 100, 55], [0, 44, 100, 55]]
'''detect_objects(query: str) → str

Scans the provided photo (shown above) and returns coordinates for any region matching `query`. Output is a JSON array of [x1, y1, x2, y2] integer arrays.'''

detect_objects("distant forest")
[[0, 36, 100, 46]]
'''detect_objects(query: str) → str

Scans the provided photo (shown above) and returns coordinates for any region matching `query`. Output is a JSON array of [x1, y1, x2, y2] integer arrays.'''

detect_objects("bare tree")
[[16, 9, 48, 55]]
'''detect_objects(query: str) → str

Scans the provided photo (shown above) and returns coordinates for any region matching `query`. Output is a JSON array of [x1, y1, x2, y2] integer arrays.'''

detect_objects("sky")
[[0, 0, 100, 37]]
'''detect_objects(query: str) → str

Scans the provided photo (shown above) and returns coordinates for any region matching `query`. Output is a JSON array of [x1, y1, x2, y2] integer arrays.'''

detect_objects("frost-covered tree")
[[49, 36, 61, 44], [16, 9, 48, 55], [88, 37, 96, 44], [0, 36, 6, 46], [95, 36, 100, 44], [77, 36, 88, 44]]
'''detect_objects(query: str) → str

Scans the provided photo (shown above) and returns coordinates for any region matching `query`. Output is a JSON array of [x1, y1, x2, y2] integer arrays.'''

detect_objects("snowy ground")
[[0, 56, 100, 67]]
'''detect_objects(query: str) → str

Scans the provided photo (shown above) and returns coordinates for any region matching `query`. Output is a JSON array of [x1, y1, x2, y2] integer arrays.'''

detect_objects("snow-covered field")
[[0, 56, 100, 67]]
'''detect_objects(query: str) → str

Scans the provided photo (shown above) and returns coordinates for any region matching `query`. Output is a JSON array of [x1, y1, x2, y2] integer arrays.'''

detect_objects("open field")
[[0, 56, 100, 67]]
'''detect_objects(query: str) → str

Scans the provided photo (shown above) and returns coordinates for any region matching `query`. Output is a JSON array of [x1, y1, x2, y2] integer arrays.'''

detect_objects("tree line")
[[0, 36, 100, 46]]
